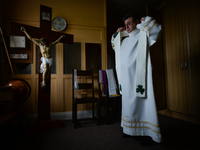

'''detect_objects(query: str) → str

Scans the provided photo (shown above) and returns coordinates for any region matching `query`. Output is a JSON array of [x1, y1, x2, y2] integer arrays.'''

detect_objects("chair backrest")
[[72, 69, 95, 99]]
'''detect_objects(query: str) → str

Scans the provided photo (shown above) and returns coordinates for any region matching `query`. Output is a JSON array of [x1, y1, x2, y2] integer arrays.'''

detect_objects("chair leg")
[[92, 102, 95, 119], [99, 98, 102, 124], [72, 101, 74, 123], [74, 103, 78, 129], [97, 100, 100, 126], [105, 99, 109, 124]]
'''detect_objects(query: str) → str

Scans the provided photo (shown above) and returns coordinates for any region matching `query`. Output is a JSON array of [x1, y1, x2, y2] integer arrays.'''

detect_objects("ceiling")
[[107, 0, 166, 20]]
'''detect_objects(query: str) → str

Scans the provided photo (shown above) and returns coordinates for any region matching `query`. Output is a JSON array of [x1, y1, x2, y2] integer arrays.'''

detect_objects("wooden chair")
[[98, 69, 121, 124], [72, 69, 100, 128]]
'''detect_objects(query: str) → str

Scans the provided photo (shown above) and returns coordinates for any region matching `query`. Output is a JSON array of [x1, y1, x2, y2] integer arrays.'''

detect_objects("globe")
[[6, 78, 31, 105]]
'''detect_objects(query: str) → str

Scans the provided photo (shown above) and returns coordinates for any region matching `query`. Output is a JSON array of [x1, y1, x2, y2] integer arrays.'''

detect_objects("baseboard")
[[158, 109, 200, 125], [50, 110, 93, 120], [28, 110, 93, 123], [28, 110, 200, 125]]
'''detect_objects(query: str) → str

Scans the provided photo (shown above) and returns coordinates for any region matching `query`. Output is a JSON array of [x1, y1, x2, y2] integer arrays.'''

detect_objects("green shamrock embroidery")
[[119, 84, 122, 92], [136, 85, 145, 95]]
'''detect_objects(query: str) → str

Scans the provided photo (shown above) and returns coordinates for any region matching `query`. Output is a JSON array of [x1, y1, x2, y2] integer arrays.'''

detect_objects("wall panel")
[[3, 0, 107, 114]]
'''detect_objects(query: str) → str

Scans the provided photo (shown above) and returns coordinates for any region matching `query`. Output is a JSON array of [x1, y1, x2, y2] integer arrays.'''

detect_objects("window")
[[63, 42, 81, 74], [86, 43, 102, 74], [15, 63, 31, 74]]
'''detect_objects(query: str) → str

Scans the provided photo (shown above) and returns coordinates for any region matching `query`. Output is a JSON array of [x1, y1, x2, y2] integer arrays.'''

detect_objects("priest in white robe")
[[111, 13, 162, 144]]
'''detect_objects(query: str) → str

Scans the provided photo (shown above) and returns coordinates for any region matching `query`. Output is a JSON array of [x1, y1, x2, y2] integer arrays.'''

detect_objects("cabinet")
[[163, 0, 200, 117]]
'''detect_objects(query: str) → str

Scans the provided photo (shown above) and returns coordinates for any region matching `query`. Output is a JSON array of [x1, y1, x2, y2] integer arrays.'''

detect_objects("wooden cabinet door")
[[185, 0, 200, 117], [147, 7, 166, 110], [163, 1, 188, 114]]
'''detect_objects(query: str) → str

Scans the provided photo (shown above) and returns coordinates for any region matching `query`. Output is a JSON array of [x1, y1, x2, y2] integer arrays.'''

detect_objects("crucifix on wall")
[[10, 5, 73, 124]]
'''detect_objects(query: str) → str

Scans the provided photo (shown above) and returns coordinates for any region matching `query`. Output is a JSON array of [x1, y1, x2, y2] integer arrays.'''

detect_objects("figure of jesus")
[[21, 27, 65, 87]]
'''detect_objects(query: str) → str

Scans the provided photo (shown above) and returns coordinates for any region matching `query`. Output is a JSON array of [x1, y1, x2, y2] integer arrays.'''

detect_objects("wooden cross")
[[10, 5, 73, 127]]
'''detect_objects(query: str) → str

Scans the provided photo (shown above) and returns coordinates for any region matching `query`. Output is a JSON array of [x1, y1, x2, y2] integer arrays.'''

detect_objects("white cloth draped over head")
[[40, 57, 53, 73]]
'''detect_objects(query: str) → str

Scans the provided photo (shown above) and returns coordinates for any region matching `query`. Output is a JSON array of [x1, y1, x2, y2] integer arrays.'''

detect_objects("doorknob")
[[185, 61, 188, 70], [181, 62, 184, 70]]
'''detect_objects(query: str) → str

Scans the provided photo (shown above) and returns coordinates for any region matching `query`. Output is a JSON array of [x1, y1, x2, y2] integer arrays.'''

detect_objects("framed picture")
[[10, 36, 26, 48]]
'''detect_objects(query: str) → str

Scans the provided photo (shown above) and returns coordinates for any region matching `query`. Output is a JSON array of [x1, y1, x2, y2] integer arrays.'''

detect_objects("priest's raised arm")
[[137, 16, 162, 46]]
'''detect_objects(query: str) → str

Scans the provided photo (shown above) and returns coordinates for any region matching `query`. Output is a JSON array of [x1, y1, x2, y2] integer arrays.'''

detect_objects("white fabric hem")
[[122, 127, 161, 143], [121, 120, 162, 143]]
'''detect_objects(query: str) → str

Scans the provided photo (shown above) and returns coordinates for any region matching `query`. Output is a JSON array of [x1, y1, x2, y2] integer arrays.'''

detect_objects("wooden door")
[[184, 0, 200, 117], [147, 7, 166, 110], [163, 0, 187, 114]]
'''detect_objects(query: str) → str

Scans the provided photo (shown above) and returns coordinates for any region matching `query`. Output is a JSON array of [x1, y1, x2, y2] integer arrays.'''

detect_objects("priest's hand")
[[117, 27, 125, 32], [140, 17, 146, 22]]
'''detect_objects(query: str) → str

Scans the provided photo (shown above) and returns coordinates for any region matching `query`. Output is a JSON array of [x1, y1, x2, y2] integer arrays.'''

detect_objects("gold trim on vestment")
[[122, 123, 161, 134], [147, 22, 157, 32], [142, 19, 154, 31], [112, 43, 115, 48], [121, 118, 160, 128]]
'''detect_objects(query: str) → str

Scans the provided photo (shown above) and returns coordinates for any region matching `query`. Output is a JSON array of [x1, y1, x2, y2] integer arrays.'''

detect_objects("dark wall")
[[0, 0, 11, 86]]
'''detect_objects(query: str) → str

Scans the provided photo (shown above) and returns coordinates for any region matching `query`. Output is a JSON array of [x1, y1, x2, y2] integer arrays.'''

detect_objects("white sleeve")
[[137, 16, 162, 46], [111, 31, 129, 51]]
